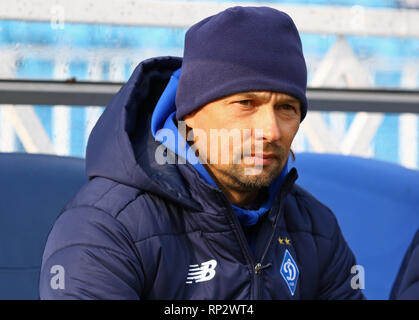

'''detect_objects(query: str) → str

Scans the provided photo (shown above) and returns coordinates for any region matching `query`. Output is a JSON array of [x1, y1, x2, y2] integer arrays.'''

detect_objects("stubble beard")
[[210, 145, 288, 190]]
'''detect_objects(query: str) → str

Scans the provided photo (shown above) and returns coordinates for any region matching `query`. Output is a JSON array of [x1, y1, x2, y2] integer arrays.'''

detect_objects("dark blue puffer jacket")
[[39, 56, 365, 300], [390, 229, 419, 299]]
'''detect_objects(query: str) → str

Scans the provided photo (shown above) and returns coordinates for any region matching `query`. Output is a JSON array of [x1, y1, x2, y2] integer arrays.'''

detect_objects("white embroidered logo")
[[186, 259, 217, 284]]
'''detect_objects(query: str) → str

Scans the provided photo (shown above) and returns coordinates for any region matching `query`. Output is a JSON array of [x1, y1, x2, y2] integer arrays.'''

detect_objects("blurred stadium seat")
[[0, 153, 86, 299], [293, 152, 419, 299]]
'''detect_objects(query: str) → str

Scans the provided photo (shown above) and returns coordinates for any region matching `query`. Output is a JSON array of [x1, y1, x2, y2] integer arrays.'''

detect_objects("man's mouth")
[[248, 152, 278, 166]]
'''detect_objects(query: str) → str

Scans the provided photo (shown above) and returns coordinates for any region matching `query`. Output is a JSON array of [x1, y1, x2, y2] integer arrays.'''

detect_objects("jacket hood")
[[85, 56, 200, 209]]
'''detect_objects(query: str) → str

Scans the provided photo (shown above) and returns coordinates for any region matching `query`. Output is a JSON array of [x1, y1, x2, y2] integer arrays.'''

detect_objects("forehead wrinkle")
[[233, 91, 272, 101], [232, 91, 299, 105]]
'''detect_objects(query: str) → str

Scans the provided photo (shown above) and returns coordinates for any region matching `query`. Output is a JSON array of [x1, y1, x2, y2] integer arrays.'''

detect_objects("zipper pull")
[[255, 263, 272, 275], [255, 263, 262, 275]]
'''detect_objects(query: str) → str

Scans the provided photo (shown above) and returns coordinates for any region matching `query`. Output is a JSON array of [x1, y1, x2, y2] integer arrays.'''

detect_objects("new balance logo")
[[186, 259, 217, 284]]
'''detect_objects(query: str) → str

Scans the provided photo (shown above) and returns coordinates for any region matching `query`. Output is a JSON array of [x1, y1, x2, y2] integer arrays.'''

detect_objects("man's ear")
[[183, 111, 197, 129]]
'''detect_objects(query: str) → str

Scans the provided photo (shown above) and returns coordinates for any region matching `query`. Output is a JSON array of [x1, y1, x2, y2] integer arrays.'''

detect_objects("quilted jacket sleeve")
[[39, 206, 144, 300], [390, 229, 419, 300], [316, 216, 366, 300]]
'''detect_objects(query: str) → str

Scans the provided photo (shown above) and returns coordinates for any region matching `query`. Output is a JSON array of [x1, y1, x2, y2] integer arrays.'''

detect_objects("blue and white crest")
[[280, 249, 299, 296]]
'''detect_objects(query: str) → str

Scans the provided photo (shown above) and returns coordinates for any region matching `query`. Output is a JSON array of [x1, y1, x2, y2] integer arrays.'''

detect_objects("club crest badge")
[[280, 249, 299, 296]]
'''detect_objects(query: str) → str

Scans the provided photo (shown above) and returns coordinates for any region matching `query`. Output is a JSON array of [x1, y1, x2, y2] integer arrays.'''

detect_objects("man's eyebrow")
[[282, 97, 300, 105]]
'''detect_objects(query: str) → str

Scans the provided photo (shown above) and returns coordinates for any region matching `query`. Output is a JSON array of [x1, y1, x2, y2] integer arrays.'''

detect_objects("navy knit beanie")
[[175, 6, 308, 121]]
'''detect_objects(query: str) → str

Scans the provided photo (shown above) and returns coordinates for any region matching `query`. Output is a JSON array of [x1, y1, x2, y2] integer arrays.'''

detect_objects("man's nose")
[[258, 107, 281, 142]]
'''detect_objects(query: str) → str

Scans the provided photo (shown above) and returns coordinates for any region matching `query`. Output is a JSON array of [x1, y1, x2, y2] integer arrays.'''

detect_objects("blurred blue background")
[[0, 0, 418, 164]]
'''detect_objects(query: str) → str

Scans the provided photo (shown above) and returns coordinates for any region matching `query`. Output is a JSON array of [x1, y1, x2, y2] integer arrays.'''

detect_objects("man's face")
[[183, 91, 301, 189]]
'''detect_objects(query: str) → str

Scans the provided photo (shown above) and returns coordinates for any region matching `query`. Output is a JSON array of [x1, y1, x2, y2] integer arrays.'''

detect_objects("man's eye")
[[237, 100, 253, 106], [280, 104, 297, 112]]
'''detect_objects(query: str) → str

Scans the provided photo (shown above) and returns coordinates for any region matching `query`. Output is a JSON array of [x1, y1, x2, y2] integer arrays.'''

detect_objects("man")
[[40, 6, 364, 299]]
